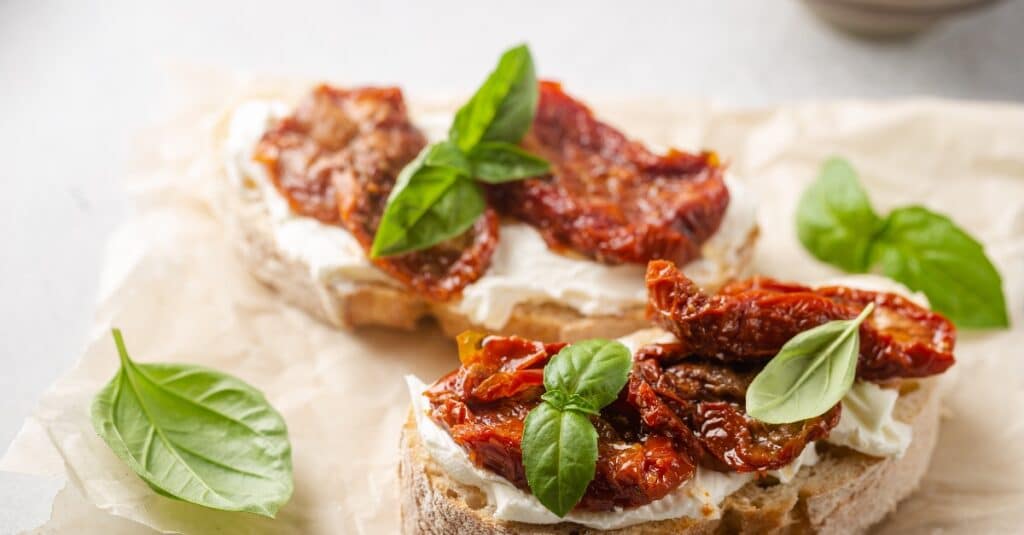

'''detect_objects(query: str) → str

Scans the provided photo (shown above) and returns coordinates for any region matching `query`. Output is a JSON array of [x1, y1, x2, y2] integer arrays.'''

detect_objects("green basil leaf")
[[370, 146, 485, 257], [746, 304, 874, 424], [91, 330, 293, 517], [424, 140, 471, 174], [449, 44, 538, 152], [521, 403, 597, 518], [870, 206, 1009, 328], [543, 339, 632, 411], [796, 157, 884, 272], [468, 141, 550, 183]]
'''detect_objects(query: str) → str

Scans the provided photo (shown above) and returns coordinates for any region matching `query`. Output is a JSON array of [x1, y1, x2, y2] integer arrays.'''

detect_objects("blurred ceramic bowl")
[[802, 0, 998, 37]]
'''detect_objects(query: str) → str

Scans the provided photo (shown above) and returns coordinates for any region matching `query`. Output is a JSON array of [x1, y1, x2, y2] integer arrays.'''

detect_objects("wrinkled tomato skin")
[[815, 285, 956, 380], [425, 333, 841, 513], [646, 261, 956, 380], [254, 85, 424, 225], [254, 84, 497, 301], [581, 433, 695, 511], [695, 401, 839, 472], [449, 399, 536, 488], [487, 81, 730, 266], [627, 357, 838, 473]]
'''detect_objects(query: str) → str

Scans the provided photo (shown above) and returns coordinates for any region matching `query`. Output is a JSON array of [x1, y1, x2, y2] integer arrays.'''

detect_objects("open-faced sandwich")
[[219, 46, 758, 342], [400, 260, 956, 534]]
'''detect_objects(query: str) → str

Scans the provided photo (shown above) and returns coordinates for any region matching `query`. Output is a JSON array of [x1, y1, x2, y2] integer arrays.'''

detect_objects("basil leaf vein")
[[522, 403, 597, 518], [91, 329, 293, 517], [870, 206, 1008, 328], [468, 141, 550, 183], [746, 304, 874, 424], [450, 44, 538, 152], [424, 140, 471, 174]]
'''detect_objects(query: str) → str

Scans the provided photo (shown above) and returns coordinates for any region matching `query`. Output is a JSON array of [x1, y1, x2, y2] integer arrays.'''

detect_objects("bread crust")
[[398, 379, 940, 534], [221, 136, 758, 342]]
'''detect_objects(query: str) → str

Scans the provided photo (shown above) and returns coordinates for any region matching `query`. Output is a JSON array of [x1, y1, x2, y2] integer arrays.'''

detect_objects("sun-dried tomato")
[[695, 401, 838, 472], [253, 84, 497, 301], [426, 333, 562, 406], [487, 81, 730, 266], [582, 432, 695, 511], [254, 85, 425, 224], [629, 356, 838, 472], [425, 333, 839, 513], [425, 336, 558, 494], [646, 260, 956, 380]]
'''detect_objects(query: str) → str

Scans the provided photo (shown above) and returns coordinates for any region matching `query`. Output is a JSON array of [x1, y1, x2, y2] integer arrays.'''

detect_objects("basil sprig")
[[371, 44, 549, 257], [91, 329, 293, 517], [521, 339, 631, 517], [747, 303, 874, 424], [796, 157, 1009, 328]]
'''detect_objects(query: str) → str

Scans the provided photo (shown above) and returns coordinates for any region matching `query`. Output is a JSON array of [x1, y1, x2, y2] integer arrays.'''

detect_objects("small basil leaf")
[[543, 339, 632, 411], [870, 206, 1009, 328], [539, 389, 568, 410], [91, 330, 293, 517], [521, 403, 597, 518], [370, 148, 485, 257], [450, 44, 538, 152], [467, 141, 550, 183], [746, 304, 874, 424], [424, 140, 471, 174], [796, 157, 884, 272]]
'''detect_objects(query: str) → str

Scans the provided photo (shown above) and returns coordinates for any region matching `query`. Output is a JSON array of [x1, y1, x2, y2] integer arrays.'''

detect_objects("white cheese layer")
[[225, 100, 758, 329], [829, 381, 911, 457]]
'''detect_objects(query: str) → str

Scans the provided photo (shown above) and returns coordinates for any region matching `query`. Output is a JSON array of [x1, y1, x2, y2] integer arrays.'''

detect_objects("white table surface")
[[2, 0, 1022, 532]]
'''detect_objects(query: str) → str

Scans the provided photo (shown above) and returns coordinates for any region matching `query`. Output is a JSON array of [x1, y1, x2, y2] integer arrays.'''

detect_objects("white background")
[[1, 0, 1022, 531]]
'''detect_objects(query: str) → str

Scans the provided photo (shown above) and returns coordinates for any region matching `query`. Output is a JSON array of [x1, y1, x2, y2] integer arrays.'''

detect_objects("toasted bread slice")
[[219, 121, 759, 342], [398, 379, 939, 534]]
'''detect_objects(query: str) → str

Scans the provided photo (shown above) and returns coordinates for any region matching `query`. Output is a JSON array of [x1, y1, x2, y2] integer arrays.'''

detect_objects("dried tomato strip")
[[487, 81, 730, 265], [254, 84, 497, 301], [646, 260, 956, 380], [426, 334, 842, 512], [630, 352, 839, 472]]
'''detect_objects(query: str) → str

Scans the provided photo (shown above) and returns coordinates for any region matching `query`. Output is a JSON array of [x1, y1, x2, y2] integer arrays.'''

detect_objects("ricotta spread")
[[829, 380, 911, 458], [224, 100, 758, 329]]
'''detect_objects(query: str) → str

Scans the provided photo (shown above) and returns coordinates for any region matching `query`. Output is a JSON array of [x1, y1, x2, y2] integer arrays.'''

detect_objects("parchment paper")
[[4, 70, 1023, 533]]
